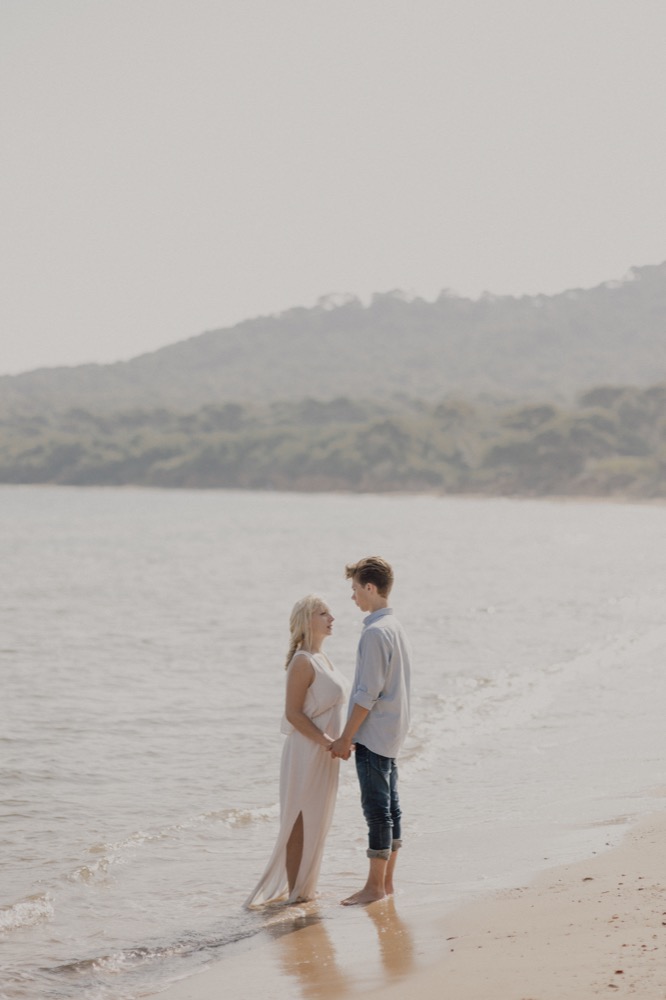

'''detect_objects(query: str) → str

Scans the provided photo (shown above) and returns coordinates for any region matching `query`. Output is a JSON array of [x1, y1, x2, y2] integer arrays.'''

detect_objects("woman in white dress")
[[245, 595, 349, 907]]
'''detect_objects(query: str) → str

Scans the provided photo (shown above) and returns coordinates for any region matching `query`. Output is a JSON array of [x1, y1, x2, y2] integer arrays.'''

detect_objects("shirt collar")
[[363, 607, 393, 626]]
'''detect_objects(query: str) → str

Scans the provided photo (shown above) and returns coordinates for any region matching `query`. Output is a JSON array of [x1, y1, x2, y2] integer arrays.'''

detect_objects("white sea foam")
[[0, 894, 54, 934]]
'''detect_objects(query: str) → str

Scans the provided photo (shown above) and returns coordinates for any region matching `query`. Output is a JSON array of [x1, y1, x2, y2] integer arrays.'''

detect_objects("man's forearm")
[[329, 703, 371, 759], [341, 702, 370, 744]]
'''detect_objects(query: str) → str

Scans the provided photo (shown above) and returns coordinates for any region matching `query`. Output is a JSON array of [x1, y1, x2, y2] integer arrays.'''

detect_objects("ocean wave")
[[405, 622, 666, 772], [77, 805, 280, 879], [0, 893, 54, 934], [405, 667, 555, 769], [49, 921, 267, 981], [69, 857, 114, 884], [95, 803, 277, 848], [190, 804, 279, 828]]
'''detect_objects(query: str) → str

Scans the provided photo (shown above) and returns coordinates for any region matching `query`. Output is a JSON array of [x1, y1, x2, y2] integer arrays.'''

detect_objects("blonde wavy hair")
[[285, 594, 328, 668]]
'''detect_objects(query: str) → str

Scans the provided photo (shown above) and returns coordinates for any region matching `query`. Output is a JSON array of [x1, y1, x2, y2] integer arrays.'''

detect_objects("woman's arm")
[[285, 654, 333, 748]]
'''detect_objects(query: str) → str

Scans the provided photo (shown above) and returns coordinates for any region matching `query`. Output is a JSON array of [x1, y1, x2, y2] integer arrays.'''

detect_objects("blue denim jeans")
[[355, 743, 402, 860]]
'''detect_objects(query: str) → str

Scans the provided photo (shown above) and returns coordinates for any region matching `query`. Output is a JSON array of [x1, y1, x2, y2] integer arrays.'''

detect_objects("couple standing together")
[[245, 556, 411, 909]]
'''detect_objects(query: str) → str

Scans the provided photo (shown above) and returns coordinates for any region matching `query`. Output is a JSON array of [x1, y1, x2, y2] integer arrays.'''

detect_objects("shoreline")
[[151, 808, 666, 1000], [2, 481, 666, 509]]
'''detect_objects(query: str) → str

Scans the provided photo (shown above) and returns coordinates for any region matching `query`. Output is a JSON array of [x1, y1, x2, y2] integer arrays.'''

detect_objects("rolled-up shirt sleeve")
[[348, 608, 411, 759], [351, 629, 390, 710]]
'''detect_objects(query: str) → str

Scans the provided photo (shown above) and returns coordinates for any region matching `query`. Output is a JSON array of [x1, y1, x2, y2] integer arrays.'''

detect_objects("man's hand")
[[329, 736, 354, 760], [330, 705, 368, 760]]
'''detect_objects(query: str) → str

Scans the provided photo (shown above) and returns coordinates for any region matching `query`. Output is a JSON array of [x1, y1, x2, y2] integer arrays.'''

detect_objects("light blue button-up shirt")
[[349, 607, 411, 759]]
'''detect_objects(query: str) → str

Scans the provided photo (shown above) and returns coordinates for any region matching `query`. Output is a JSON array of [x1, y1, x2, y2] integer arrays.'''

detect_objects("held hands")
[[327, 736, 355, 761]]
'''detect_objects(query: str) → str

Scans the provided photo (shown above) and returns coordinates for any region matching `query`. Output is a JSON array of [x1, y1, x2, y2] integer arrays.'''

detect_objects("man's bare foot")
[[341, 887, 386, 906]]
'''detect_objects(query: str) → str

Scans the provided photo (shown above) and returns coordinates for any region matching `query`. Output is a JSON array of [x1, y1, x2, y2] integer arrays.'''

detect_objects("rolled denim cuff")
[[391, 839, 402, 851], [366, 847, 391, 861]]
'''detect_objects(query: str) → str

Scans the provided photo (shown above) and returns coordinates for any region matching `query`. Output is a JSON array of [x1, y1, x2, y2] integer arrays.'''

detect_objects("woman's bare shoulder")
[[286, 651, 316, 691], [287, 650, 315, 671]]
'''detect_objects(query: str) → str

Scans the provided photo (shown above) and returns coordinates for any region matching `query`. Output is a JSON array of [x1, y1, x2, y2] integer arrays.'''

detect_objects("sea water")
[[1, 486, 665, 999]]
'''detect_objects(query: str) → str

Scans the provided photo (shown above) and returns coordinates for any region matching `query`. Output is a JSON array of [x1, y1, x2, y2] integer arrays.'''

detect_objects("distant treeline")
[[1, 385, 665, 497]]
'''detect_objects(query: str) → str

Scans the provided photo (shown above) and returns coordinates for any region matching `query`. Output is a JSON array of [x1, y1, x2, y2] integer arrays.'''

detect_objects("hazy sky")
[[2, 1, 665, 375]]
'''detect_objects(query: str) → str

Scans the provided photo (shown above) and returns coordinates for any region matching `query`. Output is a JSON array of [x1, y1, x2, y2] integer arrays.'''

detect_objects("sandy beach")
[[7, 490, 666, 1000], [153, 809, 666, 1000]]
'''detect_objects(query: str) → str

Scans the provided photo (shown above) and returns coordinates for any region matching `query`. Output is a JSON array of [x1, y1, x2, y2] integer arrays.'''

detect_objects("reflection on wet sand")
[[268, 897, 415, 999], [364, 897, 415, 982], [268, 908, 351, 998]]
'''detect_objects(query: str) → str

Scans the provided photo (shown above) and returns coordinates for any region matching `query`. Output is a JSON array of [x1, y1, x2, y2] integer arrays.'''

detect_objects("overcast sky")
[[1, 0, 665, 375]]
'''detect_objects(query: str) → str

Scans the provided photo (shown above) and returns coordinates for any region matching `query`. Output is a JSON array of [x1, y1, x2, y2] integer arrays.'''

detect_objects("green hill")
[[2, 386, 665, 497], [2, 263, 666, 415], [3, 263, 666, 495]]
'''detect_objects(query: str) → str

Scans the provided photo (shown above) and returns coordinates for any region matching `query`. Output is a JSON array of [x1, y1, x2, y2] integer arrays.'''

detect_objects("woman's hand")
[[329, 736, 354, 760]]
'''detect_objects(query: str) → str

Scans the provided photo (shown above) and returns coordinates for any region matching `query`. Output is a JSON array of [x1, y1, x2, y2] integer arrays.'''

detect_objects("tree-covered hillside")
[[2, 263, 666, 414], [2, 386, 665, 497]]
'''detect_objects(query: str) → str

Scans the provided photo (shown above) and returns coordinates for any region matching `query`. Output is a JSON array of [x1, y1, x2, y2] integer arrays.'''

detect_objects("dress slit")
[[286, 811, 304, 892]]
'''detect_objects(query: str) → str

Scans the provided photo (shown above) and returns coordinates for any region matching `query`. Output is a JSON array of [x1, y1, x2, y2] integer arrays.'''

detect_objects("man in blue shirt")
[[330, 556, 411, 905]]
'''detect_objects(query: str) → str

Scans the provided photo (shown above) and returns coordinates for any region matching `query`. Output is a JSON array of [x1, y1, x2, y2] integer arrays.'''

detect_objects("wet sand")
[[152, 810, 666, 1000]]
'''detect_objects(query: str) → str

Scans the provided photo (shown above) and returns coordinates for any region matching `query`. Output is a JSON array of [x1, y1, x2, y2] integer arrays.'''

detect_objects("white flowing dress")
[[245, 651, 349, 906]]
